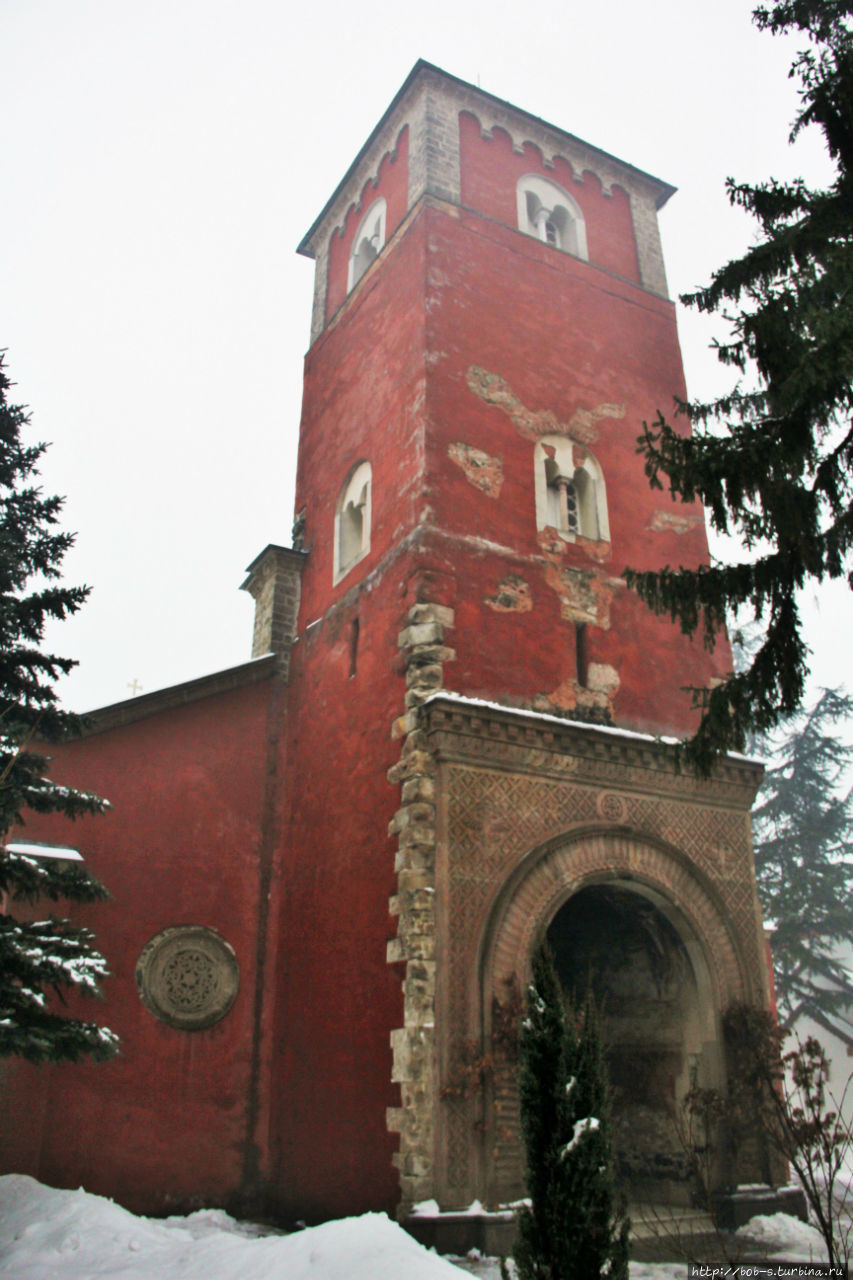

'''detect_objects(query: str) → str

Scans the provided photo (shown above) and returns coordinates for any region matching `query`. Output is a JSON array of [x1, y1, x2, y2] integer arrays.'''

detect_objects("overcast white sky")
[[2, 0, 849, 713]]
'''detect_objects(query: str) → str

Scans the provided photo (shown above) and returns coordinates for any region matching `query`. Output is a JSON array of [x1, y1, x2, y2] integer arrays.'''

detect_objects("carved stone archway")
[[476, 827, 755, 1205], [389, 695, 767, 1213]]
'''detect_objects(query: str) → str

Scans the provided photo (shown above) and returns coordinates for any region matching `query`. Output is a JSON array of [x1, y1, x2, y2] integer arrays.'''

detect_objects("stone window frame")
[[533, 435, 609, 544], [347, 197, 387, 293], [516, 174, 588, 260], [334, 459, 372, 584]]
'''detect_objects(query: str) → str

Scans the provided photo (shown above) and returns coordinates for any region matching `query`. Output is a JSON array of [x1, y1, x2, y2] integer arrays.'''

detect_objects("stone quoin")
[[0, 62, 781, 1230]]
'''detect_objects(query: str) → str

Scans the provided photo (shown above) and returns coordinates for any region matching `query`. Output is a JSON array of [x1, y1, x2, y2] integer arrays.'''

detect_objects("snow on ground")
[[0, 1176, 466, 1280], [0, 1175, 834, 1280], [735, 1212, 829, 1261]]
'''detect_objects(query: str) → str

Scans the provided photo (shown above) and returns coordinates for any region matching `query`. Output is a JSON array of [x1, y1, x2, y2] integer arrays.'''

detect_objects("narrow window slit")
[[575, 623, 588, 688], [349, 616, 360, 678]]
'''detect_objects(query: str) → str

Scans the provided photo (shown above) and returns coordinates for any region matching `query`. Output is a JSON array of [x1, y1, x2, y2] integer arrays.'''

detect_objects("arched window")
[[347, 198, 387, 293], [534, 437, 608, 543], [516, 175, 588, 260], [334, 460, 372, 583]]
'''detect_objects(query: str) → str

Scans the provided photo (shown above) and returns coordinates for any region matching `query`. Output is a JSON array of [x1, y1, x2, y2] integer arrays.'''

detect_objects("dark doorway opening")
[[546, 883, 706, 1205]]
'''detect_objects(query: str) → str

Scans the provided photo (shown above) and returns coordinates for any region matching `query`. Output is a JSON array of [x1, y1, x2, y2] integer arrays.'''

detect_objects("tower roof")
[[297, 59, 676, 260]]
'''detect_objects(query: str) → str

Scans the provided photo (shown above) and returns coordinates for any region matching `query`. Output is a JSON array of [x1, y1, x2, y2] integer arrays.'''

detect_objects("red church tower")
[[0, 62, 780, 1233], [267, 61, 771, 1221]]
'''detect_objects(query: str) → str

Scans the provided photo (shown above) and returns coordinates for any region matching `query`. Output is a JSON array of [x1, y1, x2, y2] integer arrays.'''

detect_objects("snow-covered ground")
[[0, 1175, 831, 1280]]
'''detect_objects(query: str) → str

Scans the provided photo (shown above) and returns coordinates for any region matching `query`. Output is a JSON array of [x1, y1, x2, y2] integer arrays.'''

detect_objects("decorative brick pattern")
[[413, 697, 767, 1208]]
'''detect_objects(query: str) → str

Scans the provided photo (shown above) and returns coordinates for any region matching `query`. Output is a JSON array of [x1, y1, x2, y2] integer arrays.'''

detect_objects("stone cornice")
[[419, 693, 763, 809]]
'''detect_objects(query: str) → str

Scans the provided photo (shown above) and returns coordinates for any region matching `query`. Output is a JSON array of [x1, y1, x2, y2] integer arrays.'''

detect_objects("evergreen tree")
[[625, 0, 853, 774], [0, 352, 118, 1064], [514, 945, 629, 1280], [752, 687, 853, 1041]]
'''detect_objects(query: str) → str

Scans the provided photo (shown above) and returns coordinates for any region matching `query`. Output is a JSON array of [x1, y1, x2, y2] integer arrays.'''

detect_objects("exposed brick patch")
[[466, 365, 624, 445], [649, 509, 705, 535], [541, 662, 620, 719], [537, 526, 612, 563], [484, 573, 532, 613], [447, 442, 503, 497], [545, 676, 580, 712], [387, 601, 456, 1215], [541, 559, 621, 628]]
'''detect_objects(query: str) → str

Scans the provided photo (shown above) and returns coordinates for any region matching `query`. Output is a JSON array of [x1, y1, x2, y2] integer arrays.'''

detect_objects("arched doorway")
[[472, 829, 757, 1209], [546, 882, 712, 1205]]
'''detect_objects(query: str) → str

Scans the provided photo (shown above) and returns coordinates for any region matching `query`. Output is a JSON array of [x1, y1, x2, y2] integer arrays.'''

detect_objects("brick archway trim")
[[479, 825, 759, 1018]]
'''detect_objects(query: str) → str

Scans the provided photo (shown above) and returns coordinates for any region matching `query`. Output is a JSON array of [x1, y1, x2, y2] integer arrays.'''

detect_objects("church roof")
[[77, 652, 277, 735]]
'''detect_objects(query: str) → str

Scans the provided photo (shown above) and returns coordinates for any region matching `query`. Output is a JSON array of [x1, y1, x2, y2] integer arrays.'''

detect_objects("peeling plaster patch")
[[485, 573, 532, 612], [542, 662, 620, 719], [587, 662, 620, 697], [649, 509, 705, 535], [541, 560, 620, 628], [537, 527, 611, 563], [466, 365, 625, 445], [546, 676, 581, 711], [447, 442, 504, 497]]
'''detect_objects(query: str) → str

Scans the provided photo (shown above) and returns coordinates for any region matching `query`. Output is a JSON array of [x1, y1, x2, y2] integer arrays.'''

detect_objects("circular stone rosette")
[[135, 925, 239, 1030]]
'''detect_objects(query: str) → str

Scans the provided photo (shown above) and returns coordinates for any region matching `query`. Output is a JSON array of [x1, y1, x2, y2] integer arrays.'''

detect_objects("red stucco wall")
[[270, 218, 435, 1219], [325, 125, 410, 323], [0, 677, 277, 1216], [459, 111, 641, 284], [295, 211, 427, 627], [417, 200, 730, 735], [268, 161, 730, 1216], [270, 570, 406, 1221]]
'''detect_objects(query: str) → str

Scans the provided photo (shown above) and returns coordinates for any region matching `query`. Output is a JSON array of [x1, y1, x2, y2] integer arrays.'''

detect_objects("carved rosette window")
[[135, 925, 239, 1030]]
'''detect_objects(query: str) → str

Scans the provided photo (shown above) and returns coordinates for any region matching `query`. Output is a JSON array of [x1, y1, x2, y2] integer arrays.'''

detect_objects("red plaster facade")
[[0, 62, 774, 1226]]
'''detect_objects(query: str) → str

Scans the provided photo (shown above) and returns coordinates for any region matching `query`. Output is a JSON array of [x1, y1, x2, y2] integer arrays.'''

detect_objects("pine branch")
[[627, 0, 853, 768], [0, 353, 116, 1064]]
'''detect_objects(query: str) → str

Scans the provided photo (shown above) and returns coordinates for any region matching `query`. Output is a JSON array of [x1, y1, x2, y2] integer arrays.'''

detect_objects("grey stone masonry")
[[629, 190, 670, 297], [386, 601, 456, 1216], [240, 544, 306, 679], [298, 61, 676, 343]]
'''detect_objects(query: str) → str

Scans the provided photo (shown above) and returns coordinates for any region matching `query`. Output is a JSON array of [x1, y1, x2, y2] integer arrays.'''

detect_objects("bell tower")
[[293, 62, 728, 733], [274, 62, 773, 1223]]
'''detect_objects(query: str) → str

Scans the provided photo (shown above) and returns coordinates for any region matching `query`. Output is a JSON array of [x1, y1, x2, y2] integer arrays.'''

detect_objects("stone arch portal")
[[475, 828, 753, 1207]]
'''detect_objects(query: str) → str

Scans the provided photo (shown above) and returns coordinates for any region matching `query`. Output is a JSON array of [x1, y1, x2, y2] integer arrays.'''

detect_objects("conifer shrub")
[[512, 944, 630, 1280]]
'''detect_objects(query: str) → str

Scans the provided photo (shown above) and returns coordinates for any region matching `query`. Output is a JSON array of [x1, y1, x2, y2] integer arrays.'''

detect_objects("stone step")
[[629, 1204, 717, 1242]]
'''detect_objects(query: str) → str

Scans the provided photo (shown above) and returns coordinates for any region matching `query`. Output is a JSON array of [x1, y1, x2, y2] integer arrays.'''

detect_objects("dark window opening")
[[575, 622, 588, 687]]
